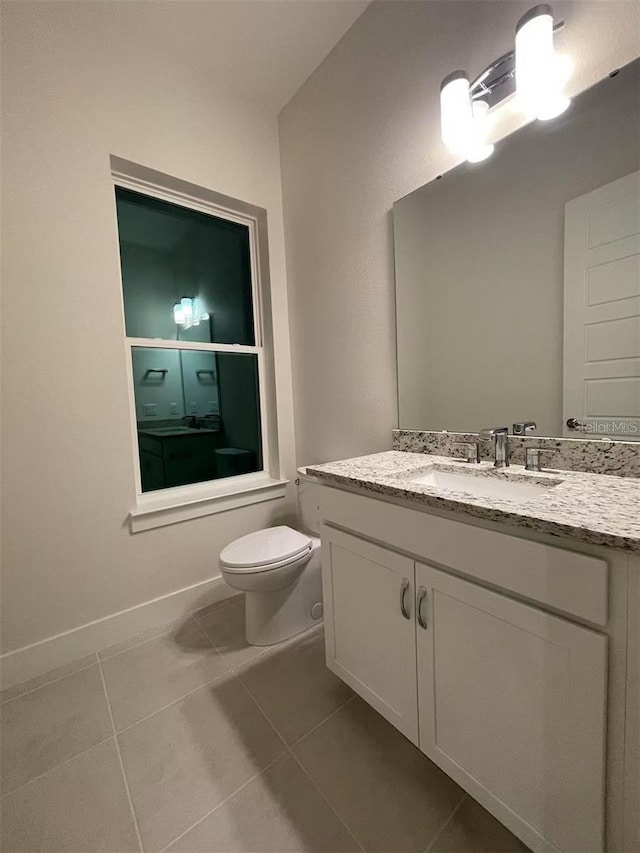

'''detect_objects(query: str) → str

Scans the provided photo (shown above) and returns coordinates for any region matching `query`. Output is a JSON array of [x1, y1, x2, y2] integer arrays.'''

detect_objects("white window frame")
[[112, 163, 287, 532]]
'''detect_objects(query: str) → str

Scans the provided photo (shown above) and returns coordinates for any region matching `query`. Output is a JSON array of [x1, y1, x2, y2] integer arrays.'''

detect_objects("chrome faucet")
[[479, 427, 509, 468]]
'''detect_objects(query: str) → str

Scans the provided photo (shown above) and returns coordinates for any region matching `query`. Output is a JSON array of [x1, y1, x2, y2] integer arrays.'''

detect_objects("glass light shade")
[[440, 72, 473, 155], [173, 303, 185, 325], [180, 297, 194, 327], [191, 297, 201, 326], [515, 4, 571, 121], [466, 101, 495, 163]]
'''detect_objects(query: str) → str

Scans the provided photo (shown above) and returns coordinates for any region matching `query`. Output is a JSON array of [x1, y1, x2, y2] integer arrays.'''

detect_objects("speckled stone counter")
[[308, 451, 640, 552]]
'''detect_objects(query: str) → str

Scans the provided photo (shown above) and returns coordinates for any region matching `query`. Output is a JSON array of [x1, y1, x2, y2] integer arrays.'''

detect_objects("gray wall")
[[279, 0, 640, 465], [394, 62, 640, 436]]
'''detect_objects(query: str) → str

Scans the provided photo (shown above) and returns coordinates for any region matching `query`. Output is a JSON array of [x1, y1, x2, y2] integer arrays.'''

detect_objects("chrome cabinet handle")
[[400, 578, 411, 620], [417, 586, 428, 629]]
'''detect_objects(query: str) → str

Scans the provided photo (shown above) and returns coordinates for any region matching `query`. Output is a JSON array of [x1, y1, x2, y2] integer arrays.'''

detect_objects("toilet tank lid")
[[220, 525, 312, 569]]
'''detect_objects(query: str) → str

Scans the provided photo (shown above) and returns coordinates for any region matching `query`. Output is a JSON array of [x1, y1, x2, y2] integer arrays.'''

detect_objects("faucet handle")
[[513, 421, 537, 435], [524, 447, 557, 472], [454, 440, 480, 463]]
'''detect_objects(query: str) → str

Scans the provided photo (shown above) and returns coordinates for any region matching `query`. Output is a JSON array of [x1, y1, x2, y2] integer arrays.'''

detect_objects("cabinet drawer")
[[319, 485, 608, 625]]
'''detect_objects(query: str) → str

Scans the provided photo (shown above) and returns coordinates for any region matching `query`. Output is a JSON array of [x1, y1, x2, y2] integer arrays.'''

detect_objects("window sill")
[[129, 473, 289, 533]]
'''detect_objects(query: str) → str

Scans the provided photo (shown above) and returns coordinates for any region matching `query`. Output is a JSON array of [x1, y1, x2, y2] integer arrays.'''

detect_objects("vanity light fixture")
[[439, 4, 569, 162], [180, 296, 194, 326], [440, 72, 494, 163], [173, 301, 186, 325], [173, 297, 209, 329], [515, 4, 571, 120], [440, 71, 473, 157], [467, 100, 495, 163]]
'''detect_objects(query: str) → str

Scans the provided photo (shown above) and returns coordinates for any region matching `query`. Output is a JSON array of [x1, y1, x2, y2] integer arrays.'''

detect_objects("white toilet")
[[219, 467, 323, 646]]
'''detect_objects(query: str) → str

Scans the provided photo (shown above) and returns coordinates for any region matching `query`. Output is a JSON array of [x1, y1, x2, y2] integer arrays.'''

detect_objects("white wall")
[[0, 2, 297, 659], [279, 0, 640, 466]]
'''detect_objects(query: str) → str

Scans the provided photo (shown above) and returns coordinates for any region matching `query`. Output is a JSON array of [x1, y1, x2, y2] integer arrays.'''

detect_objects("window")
[[113, 166, 284, 530]]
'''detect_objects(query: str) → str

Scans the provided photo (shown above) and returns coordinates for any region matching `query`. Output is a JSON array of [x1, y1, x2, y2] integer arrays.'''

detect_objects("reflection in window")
[[116, 184, 264, 494], [133, 348, 262, 492], [116, 187, 254, 346]]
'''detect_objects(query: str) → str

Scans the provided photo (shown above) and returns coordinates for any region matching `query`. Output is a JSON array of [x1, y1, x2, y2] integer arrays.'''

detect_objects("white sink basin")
[[409, 468, 559, 503]]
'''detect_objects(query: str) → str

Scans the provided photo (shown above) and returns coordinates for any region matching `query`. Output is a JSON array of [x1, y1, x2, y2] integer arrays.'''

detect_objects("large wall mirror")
[[394, 59, 640, 440]]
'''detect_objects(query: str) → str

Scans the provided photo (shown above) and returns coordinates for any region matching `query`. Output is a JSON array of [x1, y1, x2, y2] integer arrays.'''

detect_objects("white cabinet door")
[[416, 563, 607, 853], [321, 525, 419, 743]]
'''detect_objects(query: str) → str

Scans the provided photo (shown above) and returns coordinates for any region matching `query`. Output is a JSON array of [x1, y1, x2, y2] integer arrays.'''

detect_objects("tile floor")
[[1, 594, 529, 853]]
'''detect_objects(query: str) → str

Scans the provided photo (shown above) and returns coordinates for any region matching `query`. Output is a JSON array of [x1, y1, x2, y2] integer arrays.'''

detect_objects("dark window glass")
[[133, 348, 262, 492], [116, 187, 254, 346]]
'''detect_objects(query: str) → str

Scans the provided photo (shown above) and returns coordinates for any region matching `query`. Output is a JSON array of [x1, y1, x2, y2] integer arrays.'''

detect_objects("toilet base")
[[245, 545, 323, 645]]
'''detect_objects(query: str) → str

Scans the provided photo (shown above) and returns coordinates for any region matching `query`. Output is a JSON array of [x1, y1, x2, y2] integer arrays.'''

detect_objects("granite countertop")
[[308, 451, 640, 552]]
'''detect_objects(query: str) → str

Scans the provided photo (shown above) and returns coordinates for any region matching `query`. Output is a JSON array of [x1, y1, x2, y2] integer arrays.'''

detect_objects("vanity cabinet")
[[321, 528, 418, 742], [320, 487, 613, 853]]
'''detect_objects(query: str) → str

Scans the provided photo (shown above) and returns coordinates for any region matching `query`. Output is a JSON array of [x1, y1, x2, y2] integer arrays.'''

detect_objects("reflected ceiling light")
[[515, 4, 571, 120], [181, 296, 194, 326], [173, 297, 210, 329], [173, 302, 186, 325]]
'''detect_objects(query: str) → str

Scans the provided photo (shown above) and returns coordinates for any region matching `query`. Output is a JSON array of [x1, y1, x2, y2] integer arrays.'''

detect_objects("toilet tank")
[[296, 466, 320, 536]]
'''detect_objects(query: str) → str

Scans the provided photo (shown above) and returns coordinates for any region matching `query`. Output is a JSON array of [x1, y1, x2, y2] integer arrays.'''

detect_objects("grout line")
[[114, 668, 231, 736], [0, 734, 115, 801], [233, 675, 290, 751], [157, 754, 285, 853], [289, 693, 357, 749], [98, 661, 145, 853], [226, 622, 327, 681], [190, 594, 243, 624], [423, 793, 467, 853], [98, 615, 204, 663], [0, 653, 100, 705], [289, 750, 365, 852], [233, 670, 364, 852]]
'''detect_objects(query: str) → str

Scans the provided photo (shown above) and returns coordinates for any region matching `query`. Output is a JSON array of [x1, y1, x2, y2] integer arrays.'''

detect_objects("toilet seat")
[[219, 526, 312, 574]]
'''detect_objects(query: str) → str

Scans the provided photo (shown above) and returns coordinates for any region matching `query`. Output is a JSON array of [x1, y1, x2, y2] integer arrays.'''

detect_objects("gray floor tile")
[[236, 628, 353, 744], [293, 698, 463, 853], [0, 654, 98, 704], [0, 664, 112, 795], [192, 593, 242, 621], [167, 754, 360, 853], [0, 739, 139, 853], [98, 618, 186, 661], [430, 796, 530, 853], [101, 617, 228, 731], [118, 673, 286, 852], [195, 599, 265, 669]]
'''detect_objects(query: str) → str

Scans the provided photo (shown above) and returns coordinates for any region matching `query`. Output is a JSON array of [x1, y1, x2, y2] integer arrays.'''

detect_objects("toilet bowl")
[[219, 467, 323, 646]]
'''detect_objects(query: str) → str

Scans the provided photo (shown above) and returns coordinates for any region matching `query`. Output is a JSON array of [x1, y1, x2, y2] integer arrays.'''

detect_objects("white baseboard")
[[0, 574, 235, 690]]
